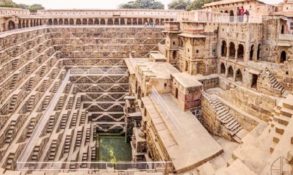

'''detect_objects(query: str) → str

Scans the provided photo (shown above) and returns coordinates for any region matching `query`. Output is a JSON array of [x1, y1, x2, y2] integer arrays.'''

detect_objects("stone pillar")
[[289, 59, 293, 76]]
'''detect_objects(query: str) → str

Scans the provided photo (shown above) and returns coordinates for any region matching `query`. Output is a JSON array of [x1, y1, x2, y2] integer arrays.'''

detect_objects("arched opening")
[[8, 20, 16, 30], [281, 25, 285, 34], [53, 19, 58, 25], [280, 51, 287, 63], [82, 19, 87, 25], [220, 63, 226, 74], [88, 19, 93, 25], [70, 19, 74, 25], [235, 69, 243, 82], [138, 18, 142, 25], [121, 18, 125, 25], [64, 19, 69, 25], [149, 18, 153, 24], [185, 61, 189, 72], [257, 44, 261, 60], [175, 88, 178, 99], [100, 19, 105, 25], [250, 45, 254, 60], [229, 42, 236, 59], [172, 51, 176, 59], [59, 19, 63, 25], [237, 44, 244, 60], [48, 19, 53, 25], [229, 10, 234, 22], [127, 18, 131, 25], [221, 40, 227, 57], [156, 19, 159, 25], [137, 87, 141, 99], [114, 18, 119, 25], [108, 19, 113, 25], [76, 19, 81, 25], [133, 18, 137, 25], [94, 19, 99, 25], [18, 21, 21, 28], [227, 66, 234, 78], [251, 74, 258, 89]]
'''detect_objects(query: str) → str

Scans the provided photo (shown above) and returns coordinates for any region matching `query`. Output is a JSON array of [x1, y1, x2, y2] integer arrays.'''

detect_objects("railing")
[[279, 34, 293, 41], [16, 161, 171, 173], [178, 10, 262, 24]]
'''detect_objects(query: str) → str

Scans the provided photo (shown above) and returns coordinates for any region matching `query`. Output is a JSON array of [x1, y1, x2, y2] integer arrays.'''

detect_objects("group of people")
[[237, 6, 250, 22]]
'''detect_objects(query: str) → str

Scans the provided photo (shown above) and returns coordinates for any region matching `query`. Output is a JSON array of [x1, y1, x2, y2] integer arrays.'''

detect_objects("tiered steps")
[[30, 146, 40, 161], [66, 97, 74, 110], [63, 135, 72, 154], [26, 62, 32, 74], [85, 128, 91, 144], [70, 112, 78, 128], [48, 140, 58, 161], [26, 78, 34, 91], [75, 130, 83, 149], [5, 153, 15, 170], [75, 96, 81, 109], [59, 113, 69, 130], [80, 112, 86, 125], [11, 59, 18, 70], [9, 74, 18, 90], [8, 94, 18, 113], [39, 66, 46, 77], [26, 95, 36, 112], [91, 146, 96, 161], [208, 95, 245, 142], [265, 68, 285, 95], [26, 118, 37, 138], [41, 95, 51, 111], [270, 95, 293, 153], [5, 121, 16, 144], [55, 96, 64, 111], [46, 115, 56, 134]]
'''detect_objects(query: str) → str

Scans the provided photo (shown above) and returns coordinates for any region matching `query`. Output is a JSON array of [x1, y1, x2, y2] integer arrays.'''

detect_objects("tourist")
[[244, 10, 250, 22], [240, 6, 245, 22], [236, 7, 240, 22]]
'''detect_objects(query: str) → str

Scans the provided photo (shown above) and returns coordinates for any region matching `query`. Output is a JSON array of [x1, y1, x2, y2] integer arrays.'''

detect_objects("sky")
[[12, 0, 283, 9]]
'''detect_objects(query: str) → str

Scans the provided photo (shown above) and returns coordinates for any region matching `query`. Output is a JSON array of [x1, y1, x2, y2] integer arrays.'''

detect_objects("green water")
[[98, 135, 132, 162]]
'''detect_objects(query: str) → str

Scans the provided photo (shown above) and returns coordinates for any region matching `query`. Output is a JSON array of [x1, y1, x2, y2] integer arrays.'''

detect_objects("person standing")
[[244, 10, 250, 22], [240, 6, 245, 22]]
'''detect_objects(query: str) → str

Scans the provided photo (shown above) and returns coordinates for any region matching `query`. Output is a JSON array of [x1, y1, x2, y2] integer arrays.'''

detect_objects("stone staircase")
[[30, 146, 40, 161], [270, 95, 293, 153], [5, 121, 16, 144], [9, 74, 18, 90], [8, 94, 18, 113], [26, 118, 37, 138], [207, 95, 246, 143], [48, 140, 58, 161], [26, 95, 35, 112], [26, 78, 34, 91], [41, 95, 51, 111], [264, 68, 286, 95], [11, 59, 18, 70]]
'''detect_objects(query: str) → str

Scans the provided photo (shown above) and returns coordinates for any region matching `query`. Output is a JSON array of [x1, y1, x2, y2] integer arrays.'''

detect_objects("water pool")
[[98, 135, 132, 162]]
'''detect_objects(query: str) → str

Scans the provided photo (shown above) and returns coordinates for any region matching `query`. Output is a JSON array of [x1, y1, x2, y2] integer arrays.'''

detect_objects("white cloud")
[[12, 0, 282, 9]]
